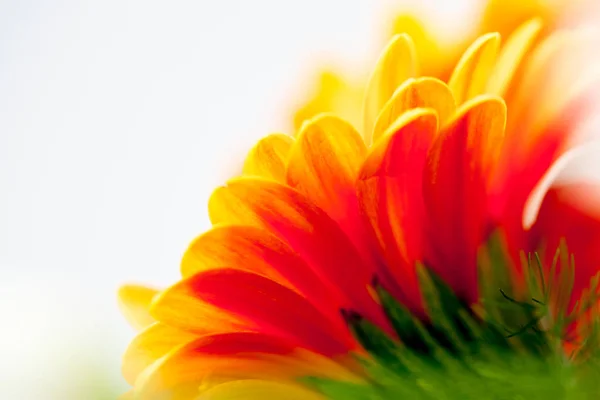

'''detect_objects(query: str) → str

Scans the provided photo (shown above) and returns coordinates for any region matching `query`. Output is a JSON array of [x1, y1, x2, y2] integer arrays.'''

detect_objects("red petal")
[[154, 268, 356, 355], [423, 96, 506, 303], [530, 183, 600, 311], [208, 178, 387, 328], [358, 108, 438, 312], [181, 224, 342, 321]]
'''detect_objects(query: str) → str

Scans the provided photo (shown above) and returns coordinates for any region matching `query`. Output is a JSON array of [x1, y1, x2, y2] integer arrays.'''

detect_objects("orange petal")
[[134, 332, 357, 399], [118, 284, 159, 331], [285, 114, 371, 260], [423, 96, 506, 304], [133, 333, 303, 400], [198, 380, 325, 400], [363, 34, 417, 144], [372, 77, 455, 143], [358, 108, 438, 311], [150, 279, 246, 334], [243, 134, 294, 182], [153, 268, 354, 355], [122, 322, 197, 385], [448, 33, 500, 105], [181, 224, 341, 317], [207, 178, 386, 328], [487, 18, 542, 97], [286, 113, 366, 217]]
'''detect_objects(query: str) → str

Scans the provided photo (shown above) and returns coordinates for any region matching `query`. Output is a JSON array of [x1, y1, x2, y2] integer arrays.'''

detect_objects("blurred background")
[[0, 0, 582, 398]]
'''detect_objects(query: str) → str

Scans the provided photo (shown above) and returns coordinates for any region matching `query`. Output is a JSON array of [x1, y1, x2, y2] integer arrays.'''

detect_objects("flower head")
[[118, 6, 600, 399]]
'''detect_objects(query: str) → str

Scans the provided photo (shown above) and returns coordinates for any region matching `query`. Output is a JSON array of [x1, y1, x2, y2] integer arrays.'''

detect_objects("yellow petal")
[[118, 284, 159, 331], [371, 77, 455, 143], [123, 323, 197, 385], [486, 18, 542, 97], [286, 113, 366, 217], [448, 33, 500, 105], [363, 34, 417, 144], [198, 380, 324, 400], [243, 134, 294, 182]]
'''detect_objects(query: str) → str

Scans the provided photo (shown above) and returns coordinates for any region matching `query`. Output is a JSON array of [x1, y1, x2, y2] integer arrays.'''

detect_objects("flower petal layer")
[[122, 323, 196, 385], [363, 34, 417, 144], [449, 33, 500, 105], [118, 284, 159, 331], [371, 77, 455, 144], [133, 333, 304, 400], [358, 108, 438, 312], [197, 380, 325, 400], [286, 113, 366, 220], [486, 18, 542, 97], [207, 178, 386, 327], [243, 134, 294, 182], [423, 96, 506, 303], [153, 268, 354, 355], [181, 224, 338, 313]]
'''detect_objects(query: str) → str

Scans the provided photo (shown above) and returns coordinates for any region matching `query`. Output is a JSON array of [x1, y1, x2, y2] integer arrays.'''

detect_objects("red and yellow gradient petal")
[[153, 268, 356, 355], [423, 96, 506, 304], [286, 114, 366, 226], [371, 77, 455, 143], [133, 332, 360, 400], [358, 108, 438, 313], [181, 224, 337, 312], [207, 178, 387, 328]]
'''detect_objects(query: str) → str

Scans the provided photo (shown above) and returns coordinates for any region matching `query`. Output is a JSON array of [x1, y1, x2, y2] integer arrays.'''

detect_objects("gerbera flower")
[[118, 14, 600, 400]]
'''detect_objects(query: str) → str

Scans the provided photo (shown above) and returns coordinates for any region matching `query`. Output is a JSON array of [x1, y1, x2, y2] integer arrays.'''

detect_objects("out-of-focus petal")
[[198, 380, 325, 400], [423, 96, 506, 303], [122, 323, 197, 385], [207, 178, 387, 328], [448, 33, 500, 105], [371, 77, 455, 144], [506, 28, 598, 154], [292, 70, 364, 132], [487, 18, 543, 96], [363, 34, 417, 144], [243, 134, 294, 182], [118, 284, 159, 331], [358, 108, 438, 312]]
